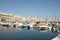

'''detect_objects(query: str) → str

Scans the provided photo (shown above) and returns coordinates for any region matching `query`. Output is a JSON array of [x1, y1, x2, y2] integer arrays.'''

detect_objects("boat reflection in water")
[[0, 24, 60, 33], [36, 27, 49, 32]]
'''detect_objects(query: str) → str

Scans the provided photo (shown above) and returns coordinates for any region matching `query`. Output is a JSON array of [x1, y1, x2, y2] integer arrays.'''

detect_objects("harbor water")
[[0, 26, 59, 40]]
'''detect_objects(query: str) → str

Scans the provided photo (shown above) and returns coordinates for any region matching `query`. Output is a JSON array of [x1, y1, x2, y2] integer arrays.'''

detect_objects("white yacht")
[[37, 23, 49, 30], [27, 22, 35, 28], [13, 22, 23, 28]]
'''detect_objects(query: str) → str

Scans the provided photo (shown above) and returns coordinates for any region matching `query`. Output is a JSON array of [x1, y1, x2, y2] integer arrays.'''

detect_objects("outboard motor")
[[27, 25, 30, 30], [13, 25, 16, 28], [51, 27, 54, 32]]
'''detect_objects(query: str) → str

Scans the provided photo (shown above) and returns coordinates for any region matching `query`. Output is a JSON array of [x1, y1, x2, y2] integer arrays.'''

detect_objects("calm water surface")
[[0, 26, 59, 40]]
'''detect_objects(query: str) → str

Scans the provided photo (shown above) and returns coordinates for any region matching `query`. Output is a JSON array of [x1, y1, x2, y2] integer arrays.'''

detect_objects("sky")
[[0, 0, 60, 18]]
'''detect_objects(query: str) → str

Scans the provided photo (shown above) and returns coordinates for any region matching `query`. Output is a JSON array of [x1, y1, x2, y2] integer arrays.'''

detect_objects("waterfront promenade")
[[52, 35, 60, 40]]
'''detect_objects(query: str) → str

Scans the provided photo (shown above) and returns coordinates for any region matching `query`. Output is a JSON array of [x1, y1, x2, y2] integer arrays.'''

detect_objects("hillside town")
[[0, 12, 60, 24]]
